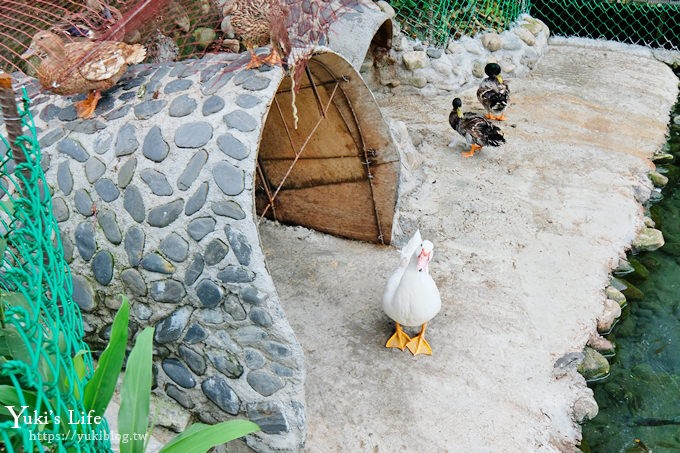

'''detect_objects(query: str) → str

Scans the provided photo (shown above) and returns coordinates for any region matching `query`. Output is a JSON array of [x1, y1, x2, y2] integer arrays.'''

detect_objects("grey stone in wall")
[[155, 306, 193, 344], [75, 222, 96, 261], [85, 157, 106, 183], [115, 123, 139, 157], [148, 199, 184, 227], [162, 358, 196, 389], [124, 226, 145, 267], [185, 182, 209, 215], [202, 376, 240, 415], [184, 254, 204, 286], [143, 126, 170, 162], [118, 157, 137, 189], [177, 150, 208, 191], [211, 200, 246, 220], [58, 138, 89, 162], [123, 185, 146, 223]]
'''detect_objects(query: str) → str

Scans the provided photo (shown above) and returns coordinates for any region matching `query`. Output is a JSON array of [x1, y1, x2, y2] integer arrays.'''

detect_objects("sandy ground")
[[259, 43, 679, 452]]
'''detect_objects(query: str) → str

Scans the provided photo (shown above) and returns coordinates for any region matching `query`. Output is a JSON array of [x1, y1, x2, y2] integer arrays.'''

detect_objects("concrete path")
[[259, 43, 679, 452]]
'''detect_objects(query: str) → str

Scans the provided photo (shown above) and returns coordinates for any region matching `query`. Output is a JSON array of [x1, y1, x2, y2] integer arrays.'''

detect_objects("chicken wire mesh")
[[389, 0, 531, 47], [0, 75, 111, 452], [530, 0, 680, 51]]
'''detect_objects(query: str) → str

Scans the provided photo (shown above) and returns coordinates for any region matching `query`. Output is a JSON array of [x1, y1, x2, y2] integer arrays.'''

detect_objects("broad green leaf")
[[72, 350, 88, 381], [2, 326, 32, 364], [118, 327, 154, 453], [160, 421, 260, 453], [0, 385, 37, 409], [3, 292, 32, 321], [84, 297, 130, 417], [66, 350, 88, 401]]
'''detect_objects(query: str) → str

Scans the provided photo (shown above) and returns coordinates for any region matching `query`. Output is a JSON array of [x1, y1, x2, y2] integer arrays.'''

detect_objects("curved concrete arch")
[[17, 48, 400, 452], [256, 50, 399, 244]]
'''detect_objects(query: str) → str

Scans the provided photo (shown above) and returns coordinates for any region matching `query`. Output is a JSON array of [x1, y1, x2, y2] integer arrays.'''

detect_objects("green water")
[[581, 73, 680, 453]]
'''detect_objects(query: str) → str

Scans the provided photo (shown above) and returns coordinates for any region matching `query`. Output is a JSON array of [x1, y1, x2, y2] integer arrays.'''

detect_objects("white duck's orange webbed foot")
[[75, 90, 101, 119], [386, 322, 411, 351], [406, 323, 432, 355]]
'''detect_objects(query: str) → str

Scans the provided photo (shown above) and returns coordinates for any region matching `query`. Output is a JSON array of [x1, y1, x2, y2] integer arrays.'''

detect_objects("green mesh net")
[[389, 0, 531, 47], [530, 0, 680, 51], [0, 77, 111, 452]]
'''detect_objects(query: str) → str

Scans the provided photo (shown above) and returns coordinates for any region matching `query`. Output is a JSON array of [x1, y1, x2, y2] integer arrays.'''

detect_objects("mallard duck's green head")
[[452, 97, 463, 118], [485, 63, 503, 83]]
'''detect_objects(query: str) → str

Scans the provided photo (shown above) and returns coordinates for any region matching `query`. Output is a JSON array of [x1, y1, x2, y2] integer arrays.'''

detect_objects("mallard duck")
[[225, 0, 289, 69], [477, 62, 509, 121], [21, 31, 146, 119], [382, 230, 441, 356], [449, 97, 505, 158]]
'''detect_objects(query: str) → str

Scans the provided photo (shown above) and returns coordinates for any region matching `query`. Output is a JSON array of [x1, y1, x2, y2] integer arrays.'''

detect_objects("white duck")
[[382, 230, 441, 355]]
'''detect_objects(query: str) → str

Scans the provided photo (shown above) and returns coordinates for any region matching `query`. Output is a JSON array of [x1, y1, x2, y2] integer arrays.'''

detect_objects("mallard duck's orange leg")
[[485, 113, 507, 121], [386, 323, 411, 351], [261, 48, 283, 67], [245, 46, 263, 69], [462, 143, 482, 158], [406, 323, 432, 356], [75, 90, 101, 119]]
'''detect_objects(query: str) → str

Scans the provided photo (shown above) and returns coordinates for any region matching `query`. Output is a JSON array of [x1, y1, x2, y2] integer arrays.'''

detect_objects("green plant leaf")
[[118, 327, 154, 453], [84, 296, 130, 417], [0, 385, 37, 411], [2, 326, 31, 364], [69, 350, 88, 400], [159, 420, 260, 453]]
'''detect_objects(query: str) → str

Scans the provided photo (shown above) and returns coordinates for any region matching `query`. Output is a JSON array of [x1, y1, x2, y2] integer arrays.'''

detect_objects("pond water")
[[581, 69, 680, 453]]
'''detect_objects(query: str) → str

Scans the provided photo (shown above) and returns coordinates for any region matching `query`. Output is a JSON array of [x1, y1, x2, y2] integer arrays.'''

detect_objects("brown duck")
[[21, 31, 146, 118], [226, 0, 289, 69]]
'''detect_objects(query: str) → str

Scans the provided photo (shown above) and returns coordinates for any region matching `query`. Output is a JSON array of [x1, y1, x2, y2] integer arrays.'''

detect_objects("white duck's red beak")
[[417, 249, 431, 272]]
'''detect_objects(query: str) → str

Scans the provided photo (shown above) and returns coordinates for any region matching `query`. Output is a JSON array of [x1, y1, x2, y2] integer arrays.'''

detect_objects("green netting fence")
[[389, 0, 531, 46], [531, 0, 680, 51], [0, 76, 111, 452]]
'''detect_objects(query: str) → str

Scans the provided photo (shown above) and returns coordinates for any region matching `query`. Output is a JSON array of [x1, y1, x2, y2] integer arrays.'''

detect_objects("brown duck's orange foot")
[[75, 91, 101, 119], [245, 51, 264, 69], [261, 49, 284, 67], [386, 323, 411, 351], [406, 323, 432, 356], [462, 144, 482, 158]]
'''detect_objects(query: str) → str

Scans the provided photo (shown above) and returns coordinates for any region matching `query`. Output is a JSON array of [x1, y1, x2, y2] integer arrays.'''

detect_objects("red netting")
[[1, 0, 231, 74], [0, 0, 365, 101]]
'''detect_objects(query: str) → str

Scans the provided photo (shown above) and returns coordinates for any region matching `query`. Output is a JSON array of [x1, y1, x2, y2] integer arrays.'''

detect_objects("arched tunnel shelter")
[[256, 52, 400, 244]]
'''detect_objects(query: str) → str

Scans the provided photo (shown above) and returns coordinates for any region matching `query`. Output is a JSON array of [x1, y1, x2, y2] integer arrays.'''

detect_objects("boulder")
[[632, 227, 664, 252], [577, 347, 610, 381], [605, 285, 627, 307], [481, 33, 501, 52], [402, 51, 428, 70], [649, 170, 669, 188], [597, 299, 622, 333], [572, 395, 599, 423]]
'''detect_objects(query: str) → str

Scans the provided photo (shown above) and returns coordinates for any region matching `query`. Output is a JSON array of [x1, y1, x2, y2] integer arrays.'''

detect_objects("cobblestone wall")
[[21, 51, 309, 452]]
